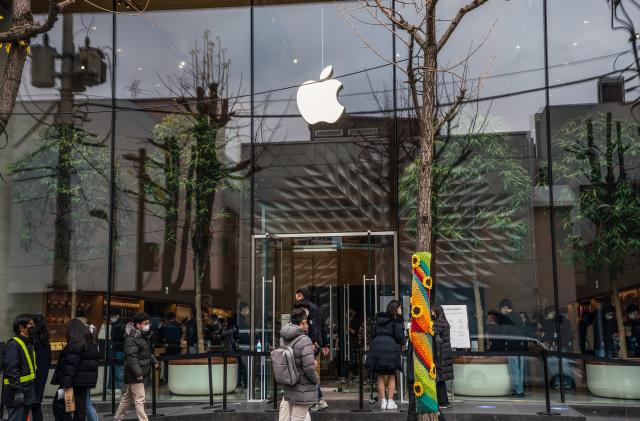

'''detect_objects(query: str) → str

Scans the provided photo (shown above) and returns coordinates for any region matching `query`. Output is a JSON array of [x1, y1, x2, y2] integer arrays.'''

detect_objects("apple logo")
[[296, 65, 345, 125]]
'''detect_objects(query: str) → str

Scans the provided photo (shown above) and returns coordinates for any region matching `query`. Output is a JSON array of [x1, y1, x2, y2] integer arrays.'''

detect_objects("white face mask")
[[142, 325, 151, 332], [110, 317, 118, 323]]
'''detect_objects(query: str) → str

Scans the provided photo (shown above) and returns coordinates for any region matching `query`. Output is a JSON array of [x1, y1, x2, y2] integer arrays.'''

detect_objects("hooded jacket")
[[279, 323, 318, 404], [366, 312, 404, 372], [123, 323, 158, 384], [51, 323, 100, 389]]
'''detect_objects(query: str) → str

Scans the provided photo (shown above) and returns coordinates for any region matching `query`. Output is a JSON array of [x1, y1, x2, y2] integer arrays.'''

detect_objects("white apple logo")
[[296, 65, 345, 125]]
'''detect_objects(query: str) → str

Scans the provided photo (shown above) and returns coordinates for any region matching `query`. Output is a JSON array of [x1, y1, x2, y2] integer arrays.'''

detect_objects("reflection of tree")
[[9, 122, 109, 314], [399, 114, 531, 348], [135, 31, 249, 353], [551, 112, 640, 359]]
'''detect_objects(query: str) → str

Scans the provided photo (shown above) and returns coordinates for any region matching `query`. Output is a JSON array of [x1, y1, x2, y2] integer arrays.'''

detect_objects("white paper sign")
[[441, 305, 471, 349]]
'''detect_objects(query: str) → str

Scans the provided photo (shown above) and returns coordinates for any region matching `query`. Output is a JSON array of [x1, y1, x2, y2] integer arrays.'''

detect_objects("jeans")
[[7, 405, 35, 421], [109, 351, 125, 390], [507, 356, 524, 394], [86, 390, 98, 421]]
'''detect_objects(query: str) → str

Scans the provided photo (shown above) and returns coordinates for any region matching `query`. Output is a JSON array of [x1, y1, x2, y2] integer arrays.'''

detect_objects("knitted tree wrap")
[[410, 252, 438, 414]]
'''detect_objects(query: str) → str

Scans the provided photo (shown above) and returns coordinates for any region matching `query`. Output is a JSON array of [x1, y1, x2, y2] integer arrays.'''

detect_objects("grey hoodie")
[[279, 323, 319, 404]]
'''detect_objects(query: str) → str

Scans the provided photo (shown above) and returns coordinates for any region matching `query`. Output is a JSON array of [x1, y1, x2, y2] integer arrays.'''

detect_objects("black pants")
[[436, 381, 449, 406], [32, 402, 44, 421], [53, 387, 88, 421]]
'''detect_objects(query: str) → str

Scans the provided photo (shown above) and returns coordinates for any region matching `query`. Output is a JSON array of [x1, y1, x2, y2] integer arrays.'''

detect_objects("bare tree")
[[343, 0, 492, 253]]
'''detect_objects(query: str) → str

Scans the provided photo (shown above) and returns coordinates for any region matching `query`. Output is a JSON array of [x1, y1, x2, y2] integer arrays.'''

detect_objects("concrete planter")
[[44, 368, 105, 398], [586, 360, 640, 400], [168, 357, 237, 395], [453, 356, 511, 397]]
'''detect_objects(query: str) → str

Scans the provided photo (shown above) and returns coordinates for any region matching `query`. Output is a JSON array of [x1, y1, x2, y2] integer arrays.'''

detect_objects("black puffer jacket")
[[366, 312, 404, 372], [51, 339, 100, 389], [123, 323, 158, 384], [32, 335, 52, 401], [2, 337, 38, 407], [434, 319, 453, 382]]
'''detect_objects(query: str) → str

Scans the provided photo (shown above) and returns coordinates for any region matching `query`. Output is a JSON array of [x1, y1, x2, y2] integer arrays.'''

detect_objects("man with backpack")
[[272, 308, 319, 421]]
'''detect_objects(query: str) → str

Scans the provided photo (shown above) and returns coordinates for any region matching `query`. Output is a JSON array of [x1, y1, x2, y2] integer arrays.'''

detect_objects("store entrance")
[[250, 232, 398, 400]]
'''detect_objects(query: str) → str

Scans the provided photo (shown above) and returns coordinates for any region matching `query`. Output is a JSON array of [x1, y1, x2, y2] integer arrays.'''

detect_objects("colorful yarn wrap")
[[410, 252, 438, 416]]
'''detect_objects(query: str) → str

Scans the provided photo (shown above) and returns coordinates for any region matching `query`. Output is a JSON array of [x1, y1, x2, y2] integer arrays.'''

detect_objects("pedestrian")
[[2, 314, 38, 421], [51, 317, 100, 421], [30, 314, 52, 421], [498, 299, 527, 397], [625, 304, 640, 357], [108, 309, 127, 392], [114, 312, 159, 421], [366, 300, 404, 410], [277, 308, 319, 421], [159, 312, 182, 356], [237, 303, 250, 389], [294, 288, 329, 411], [432, 305, 453, 408]]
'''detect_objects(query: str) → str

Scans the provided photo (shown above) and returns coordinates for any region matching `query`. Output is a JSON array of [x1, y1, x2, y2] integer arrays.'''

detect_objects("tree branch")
[[437, 0, 489, 53], [0, 0, 74, 43]]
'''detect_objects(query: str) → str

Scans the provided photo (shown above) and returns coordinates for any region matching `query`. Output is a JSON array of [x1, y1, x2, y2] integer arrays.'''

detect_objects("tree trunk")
[[611, 276, 628, 359], [0, 0, 30, 135], [416, 72, 436, 251], [160, 141, 180, 289], [194, 256, 205, 353], [473, 282, 485, 351]]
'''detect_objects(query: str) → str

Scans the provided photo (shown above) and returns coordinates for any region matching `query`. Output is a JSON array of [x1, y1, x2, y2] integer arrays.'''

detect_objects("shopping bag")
[[64, 388, 75, 413]]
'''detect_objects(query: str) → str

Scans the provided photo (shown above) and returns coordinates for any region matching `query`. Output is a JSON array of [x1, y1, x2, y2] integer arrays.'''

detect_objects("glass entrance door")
[[251, 232, 397, 400]]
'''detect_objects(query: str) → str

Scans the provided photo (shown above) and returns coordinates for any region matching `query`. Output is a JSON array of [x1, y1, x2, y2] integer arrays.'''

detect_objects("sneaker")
[[380, 398, 387, 410], [311, 400, 328, 412], [386, 399, 397, 410]]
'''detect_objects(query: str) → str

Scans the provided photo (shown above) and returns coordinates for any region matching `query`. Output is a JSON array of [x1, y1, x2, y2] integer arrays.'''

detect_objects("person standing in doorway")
[[498, 299, 527, 397], [237, 303, 250, 389], [366, 300, 404, 410], [2, 314, 38, 421], [114, 313, 159, 421], [30, 314, 51, 421], [625, 304, 640, 357], [294, 288, 329, 412], [277, 308, 319, 421]]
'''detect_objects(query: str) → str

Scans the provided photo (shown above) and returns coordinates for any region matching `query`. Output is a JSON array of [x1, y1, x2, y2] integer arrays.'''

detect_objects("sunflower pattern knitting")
[[410, 252, 438, 415]]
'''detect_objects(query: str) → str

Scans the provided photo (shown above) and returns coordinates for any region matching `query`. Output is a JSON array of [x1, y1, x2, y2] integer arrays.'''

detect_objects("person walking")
[[498, 299, 527, 397], [30, 314, 52, 421], [366, 300, 404, 410], [51, 318, 100, 421], [277, 308, 319, 421], [114, 312, 159, 421], [432, 305, 453, 407], [2, 314, 38, 421], [294, 288, 329, 411]]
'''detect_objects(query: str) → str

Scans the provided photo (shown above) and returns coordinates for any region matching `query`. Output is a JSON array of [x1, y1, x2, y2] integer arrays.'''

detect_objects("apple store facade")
[[1, 0, 640, 409]]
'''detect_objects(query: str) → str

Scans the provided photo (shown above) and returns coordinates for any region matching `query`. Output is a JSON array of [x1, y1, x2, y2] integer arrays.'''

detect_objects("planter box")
[[168, 357, 238, 396], [586, 360, 640, 400], [44, 368, 105, 398], [453, 356, 511, 397]]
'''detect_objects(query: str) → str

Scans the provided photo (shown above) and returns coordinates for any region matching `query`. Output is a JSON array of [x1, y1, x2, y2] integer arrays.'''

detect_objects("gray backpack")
[[271, 335, 305, 386]]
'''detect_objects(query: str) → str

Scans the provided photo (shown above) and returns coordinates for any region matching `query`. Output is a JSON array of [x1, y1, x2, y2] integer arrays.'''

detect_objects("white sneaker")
[[386, 399, 398, 410], [380, 398, 387, 410]]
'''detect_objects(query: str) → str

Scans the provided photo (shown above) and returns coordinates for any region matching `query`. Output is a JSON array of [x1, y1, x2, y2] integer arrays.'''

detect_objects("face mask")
[[630, 313, 639, 320], [606, 314, 614, 320], [110, 317, 118, 323], [397, 308, 402, 316], [142, 325, 151, 332]]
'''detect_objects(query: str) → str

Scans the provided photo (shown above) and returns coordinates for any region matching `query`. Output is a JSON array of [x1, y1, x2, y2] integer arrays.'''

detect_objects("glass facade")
[[1, 0, 639, 406]]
